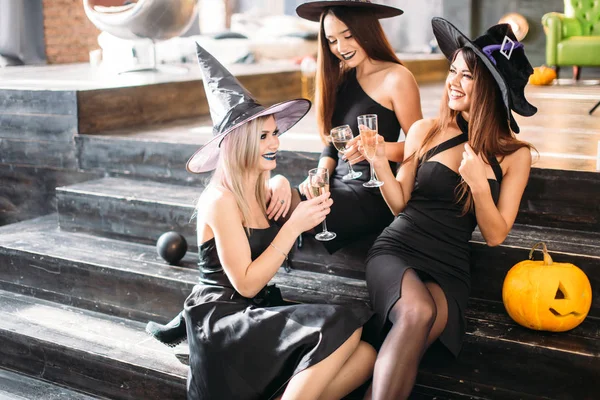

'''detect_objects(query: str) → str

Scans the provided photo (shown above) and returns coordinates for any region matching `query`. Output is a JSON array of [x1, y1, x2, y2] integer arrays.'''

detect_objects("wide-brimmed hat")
[[431, 17, 537, 133], [296, 0, 403, 22], [186, 43, 311, 174]]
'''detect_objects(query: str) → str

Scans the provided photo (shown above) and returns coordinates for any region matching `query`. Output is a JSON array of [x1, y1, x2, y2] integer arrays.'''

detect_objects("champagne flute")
[[331, 125, 362, 181], [308, 167, 336, 241], [358, 114, 384, 188]]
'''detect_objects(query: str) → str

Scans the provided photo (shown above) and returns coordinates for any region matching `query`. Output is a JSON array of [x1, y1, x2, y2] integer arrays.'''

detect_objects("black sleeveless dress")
[[184, 223, 372, 399], [318, 68, 402, 253], [365, 115, 502, 357]]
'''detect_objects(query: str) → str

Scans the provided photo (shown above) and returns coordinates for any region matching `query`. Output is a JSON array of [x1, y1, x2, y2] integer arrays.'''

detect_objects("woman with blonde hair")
[[163, 44, 375, 400]]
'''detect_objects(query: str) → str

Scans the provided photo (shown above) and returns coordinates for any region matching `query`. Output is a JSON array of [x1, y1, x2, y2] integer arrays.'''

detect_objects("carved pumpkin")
[[528, 66, 557, 85], [502, 242, 592, 332]]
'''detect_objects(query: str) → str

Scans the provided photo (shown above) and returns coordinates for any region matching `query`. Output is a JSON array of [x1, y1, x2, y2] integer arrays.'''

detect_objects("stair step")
[[0, 216, 598, 398], [0, 289, 461, 400], [0, 285, 596, 400], [0, 289, 186, 400], [57, 177, 200, 248], [76, 128, 600, 232], [57, 177, 600, 318], [76, 133, 205, 186], [0, 215, 369, 324], [521, 168, 600, 232], [0, 368, 100, 400], [75, 119, 319, 187], [76, 118, 600, 231], [0, 89, 77, 143]]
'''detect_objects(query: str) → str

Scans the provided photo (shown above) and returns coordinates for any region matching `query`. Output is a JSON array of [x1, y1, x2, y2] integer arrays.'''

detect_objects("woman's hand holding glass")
[[331, 125, 363, 181], [308, 168, 336, 241], [298, 176, 314, 200], [342, 137, 366, 165], [358, 114, 384, 188], [357, 133, 386, 162], [286, 192, 333, 235]]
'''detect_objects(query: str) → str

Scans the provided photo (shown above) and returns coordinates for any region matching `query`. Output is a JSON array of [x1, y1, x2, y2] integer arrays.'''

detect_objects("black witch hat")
[[296, 0, 403, 22], [432, 17, 537, 133], [186, 43, 311, 173]]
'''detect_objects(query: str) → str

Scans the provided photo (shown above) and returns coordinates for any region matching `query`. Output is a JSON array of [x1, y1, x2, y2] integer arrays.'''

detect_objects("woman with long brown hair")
[[292, 0, 423, 253], [360, 18, 538, 399]]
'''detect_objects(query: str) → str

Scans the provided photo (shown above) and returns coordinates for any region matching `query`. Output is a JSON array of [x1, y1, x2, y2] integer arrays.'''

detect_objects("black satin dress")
[[184, 223, 372, 399], [317, 68, 402, 253], [365, 115, 502, 357]]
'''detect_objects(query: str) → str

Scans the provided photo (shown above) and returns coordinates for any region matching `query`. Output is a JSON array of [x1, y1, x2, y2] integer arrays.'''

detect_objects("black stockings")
[[368, 269, 448, 400]]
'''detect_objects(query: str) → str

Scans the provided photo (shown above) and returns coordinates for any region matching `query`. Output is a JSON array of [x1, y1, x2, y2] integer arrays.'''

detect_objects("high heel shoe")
[[145, 311, 187, 347]]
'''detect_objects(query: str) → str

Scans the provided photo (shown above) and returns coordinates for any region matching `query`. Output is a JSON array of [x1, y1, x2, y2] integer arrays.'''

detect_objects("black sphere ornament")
[[156, 231, 188, 265]]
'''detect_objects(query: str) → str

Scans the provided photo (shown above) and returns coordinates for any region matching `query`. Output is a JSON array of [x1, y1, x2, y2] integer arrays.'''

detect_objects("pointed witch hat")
[[431, 17, 537, 133], [186, 43, 311, 174]]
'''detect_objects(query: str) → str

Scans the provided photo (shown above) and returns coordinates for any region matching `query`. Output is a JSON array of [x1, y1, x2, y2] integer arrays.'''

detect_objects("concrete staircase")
[[0, 67, 598, 399]]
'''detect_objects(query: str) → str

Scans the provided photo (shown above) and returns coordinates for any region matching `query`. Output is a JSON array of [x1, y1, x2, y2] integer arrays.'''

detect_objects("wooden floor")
[[515, 83, 600, 172]]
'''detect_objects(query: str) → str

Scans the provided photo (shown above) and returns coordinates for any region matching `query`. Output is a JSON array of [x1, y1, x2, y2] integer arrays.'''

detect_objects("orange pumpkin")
[[502, 242, 592, 332], [528, 66, 557, 85]]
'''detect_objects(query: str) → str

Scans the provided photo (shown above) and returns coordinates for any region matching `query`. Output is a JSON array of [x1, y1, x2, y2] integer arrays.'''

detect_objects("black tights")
[[366, 269, 447, 400]]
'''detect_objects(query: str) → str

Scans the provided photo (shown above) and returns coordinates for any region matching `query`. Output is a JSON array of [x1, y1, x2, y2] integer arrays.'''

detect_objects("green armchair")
[[542, 0, 600, 80]]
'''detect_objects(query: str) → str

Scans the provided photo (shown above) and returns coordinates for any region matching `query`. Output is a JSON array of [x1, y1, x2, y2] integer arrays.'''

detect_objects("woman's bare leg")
[[281, 328, 363, 400], [318, 340, 376, 400]]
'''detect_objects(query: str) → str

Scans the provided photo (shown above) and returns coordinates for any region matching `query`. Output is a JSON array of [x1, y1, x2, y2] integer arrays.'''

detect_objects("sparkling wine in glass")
[[358, 114, 384, 188], [331, 125, 362, 181], [308, 167, 336, 241]]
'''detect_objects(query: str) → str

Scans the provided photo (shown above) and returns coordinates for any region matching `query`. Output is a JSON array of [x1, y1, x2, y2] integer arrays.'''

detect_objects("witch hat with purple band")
[[296, 0, 403, 22], [432, 17, 537, 133], [186, 43, 311, 174]]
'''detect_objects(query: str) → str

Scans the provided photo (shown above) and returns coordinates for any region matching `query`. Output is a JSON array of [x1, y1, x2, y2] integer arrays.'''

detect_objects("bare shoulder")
[[199, 186, 239, 218], [409, 118, 436, 137], [383, 63, 418, 89], [406, 118, 436, 147], [505, 145, 532, 171]]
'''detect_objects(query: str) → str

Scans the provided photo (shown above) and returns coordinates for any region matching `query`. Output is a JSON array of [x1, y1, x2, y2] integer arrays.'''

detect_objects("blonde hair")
[[208, 116, 270, 231]]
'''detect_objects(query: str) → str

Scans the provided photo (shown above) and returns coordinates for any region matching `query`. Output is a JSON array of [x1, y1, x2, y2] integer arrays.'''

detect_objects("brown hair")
[[315, 7, 402, 144], [411, 47, 535, 214]]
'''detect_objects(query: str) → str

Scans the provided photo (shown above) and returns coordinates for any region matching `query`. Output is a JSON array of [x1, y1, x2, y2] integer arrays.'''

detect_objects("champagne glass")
[[308, 168, 336, 241], [358, 114, 384, 188], [331, 125, 362, 181]]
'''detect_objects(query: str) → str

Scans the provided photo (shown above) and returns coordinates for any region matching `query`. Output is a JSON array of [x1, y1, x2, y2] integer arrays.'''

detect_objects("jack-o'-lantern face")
[[502, 242, 592, 332]]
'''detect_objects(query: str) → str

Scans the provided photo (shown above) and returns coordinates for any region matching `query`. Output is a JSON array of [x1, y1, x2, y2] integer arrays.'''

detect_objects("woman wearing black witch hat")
[[289, 0, 423, 253], [358, 18, 538, 399], [150, 43, 375, 400]]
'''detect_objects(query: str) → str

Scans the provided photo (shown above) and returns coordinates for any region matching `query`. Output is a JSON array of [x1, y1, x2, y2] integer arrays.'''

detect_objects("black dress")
[[184, 223, 372, 399], [365, 115, 502, 357], [318, 68, 402, 253]]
